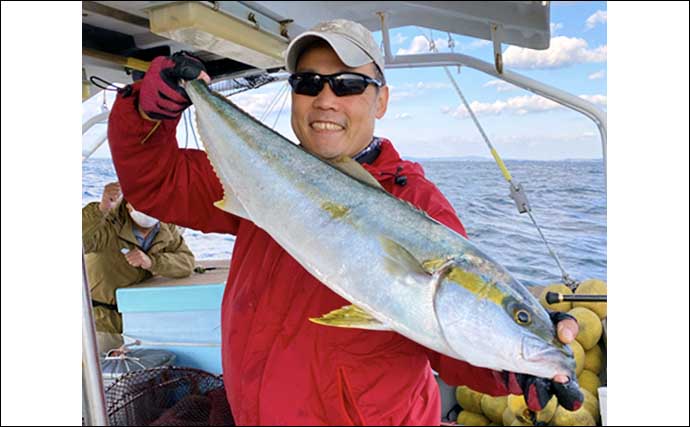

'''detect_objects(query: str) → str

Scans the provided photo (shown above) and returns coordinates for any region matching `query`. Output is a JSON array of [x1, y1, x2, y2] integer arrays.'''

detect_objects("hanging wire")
[[260, 83, 285, 121], [210, 73, 283, 97], [419, 29, 578, 289], [101, 89, 109, 113], [190, 108, 200, 149], [260, 82, 289, 122], [183, 107, 191, 149], [183, 108, 200, 150], [271, 82, 290, 129], [89, 76, 123, 92]]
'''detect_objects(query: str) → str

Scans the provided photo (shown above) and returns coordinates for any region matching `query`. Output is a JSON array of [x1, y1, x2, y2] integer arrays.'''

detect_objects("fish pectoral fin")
[[379, 237, 429, 277], [213, 187, 250, 220], [309, 304, 392, 331], [327, 156, 385, 190]]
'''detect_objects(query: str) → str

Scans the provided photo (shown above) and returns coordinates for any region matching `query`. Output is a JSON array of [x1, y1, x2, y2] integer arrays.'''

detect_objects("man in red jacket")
[[108, 19, 581, 426]]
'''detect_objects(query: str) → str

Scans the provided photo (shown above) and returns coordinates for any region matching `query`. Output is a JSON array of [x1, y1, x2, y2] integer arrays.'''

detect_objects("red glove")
[[139, 51, 208, 120]]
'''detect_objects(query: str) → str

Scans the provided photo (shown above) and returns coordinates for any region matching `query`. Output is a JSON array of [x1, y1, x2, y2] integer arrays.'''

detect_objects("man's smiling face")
[[290, 43, 389, 160]]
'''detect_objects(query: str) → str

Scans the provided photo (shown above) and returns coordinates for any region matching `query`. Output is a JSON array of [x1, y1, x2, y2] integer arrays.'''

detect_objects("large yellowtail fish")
[[187, 80, 576, 381]]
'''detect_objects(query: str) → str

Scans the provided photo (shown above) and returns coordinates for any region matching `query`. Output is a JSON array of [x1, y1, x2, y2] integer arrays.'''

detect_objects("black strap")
[[352, 137, 382, 165], [92, 299, 118, 311]]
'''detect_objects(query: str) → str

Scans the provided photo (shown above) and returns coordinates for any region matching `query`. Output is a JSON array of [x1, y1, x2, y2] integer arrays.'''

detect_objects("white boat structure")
[[82, 2, 607, 425]]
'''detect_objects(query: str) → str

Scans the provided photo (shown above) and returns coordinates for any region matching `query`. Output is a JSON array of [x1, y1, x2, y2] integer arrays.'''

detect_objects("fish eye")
[[515, 309, 531, 325]]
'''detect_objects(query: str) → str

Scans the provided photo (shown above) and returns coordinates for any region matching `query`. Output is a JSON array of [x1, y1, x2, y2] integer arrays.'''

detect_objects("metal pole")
[[82, 251, 108, 426]]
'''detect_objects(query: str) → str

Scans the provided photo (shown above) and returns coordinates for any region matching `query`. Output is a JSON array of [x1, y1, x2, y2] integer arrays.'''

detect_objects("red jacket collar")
[[362, 138, 424, 184]]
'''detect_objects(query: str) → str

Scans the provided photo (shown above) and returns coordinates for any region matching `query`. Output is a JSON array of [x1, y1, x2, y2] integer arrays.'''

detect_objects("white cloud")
[[483, 79, 516, 92], [389, 88, 416, 102], [396, 35, 446, 55], [393, 32, 408, 45], [388, 82, 451, 102], [396, 36, 430, 55], [550, 22, 564, 35], [393, 113, 412, 120], [441, 94, 606, 118], [232, 88, 291, 118], [503, 36, 607, 69], [585, 10, 607, 30], [415, 82, 451, 90], [387, 85, 413, 102], [588, 69, 606, 80], [579, 94, 607, 106], [469, 39, 491, 49]]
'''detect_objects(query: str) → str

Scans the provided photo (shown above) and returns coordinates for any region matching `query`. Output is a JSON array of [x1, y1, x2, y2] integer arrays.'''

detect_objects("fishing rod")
[[545, 292, 607, 304]]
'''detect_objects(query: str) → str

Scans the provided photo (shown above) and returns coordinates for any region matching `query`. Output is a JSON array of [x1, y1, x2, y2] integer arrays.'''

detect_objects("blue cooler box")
[[116, 270, 226, 374]]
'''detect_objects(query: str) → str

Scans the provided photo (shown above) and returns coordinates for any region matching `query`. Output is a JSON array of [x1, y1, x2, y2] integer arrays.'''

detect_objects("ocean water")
[[82, 157, 606, 286]]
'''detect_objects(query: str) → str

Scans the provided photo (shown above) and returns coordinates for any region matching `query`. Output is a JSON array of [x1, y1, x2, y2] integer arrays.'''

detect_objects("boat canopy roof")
[[248, 1, 551, 49], [83, 1, 551, 83]]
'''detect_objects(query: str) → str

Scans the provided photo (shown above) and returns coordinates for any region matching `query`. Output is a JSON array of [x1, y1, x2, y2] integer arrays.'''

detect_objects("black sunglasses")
[[288, 71, 383, 97]]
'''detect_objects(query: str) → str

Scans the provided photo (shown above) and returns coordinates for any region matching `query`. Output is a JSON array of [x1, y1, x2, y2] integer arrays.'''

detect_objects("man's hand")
[[139, 51, 211, 120], [99, 182, 122, 214], [124, 248, 152, 270], [500, 312, 584, 412], [552, 312, 579, 382]]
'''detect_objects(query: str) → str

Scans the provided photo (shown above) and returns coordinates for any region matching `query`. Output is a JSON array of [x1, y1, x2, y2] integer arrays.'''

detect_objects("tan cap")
[[285, 19, 384, 76]]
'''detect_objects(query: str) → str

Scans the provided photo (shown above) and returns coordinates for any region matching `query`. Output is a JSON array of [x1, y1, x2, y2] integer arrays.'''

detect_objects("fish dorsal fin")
[[328, 156, 385, 190], [309, 304, 392, 331], [213, 186, 250, 220]]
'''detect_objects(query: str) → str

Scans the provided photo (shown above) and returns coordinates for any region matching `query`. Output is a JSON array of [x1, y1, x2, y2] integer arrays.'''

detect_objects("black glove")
[[139, 51, 208, 120], [500, 312, 584, 412], [500, 370, 583, 412]]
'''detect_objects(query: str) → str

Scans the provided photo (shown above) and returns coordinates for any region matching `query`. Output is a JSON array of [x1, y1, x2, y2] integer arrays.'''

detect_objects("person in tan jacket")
[[83, 182, 195, 352]]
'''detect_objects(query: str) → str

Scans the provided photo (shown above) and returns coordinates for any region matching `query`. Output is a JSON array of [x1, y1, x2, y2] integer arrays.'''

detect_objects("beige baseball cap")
[[285, 19, 385, 77]]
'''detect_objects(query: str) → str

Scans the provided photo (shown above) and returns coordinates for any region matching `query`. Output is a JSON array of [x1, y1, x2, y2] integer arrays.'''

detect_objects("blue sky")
[[88, 1, 607, 161]]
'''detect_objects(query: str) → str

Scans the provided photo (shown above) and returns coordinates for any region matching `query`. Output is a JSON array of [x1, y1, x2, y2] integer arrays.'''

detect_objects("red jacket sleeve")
[[403, 174, 510, 396], [107, 82, 240, 234]]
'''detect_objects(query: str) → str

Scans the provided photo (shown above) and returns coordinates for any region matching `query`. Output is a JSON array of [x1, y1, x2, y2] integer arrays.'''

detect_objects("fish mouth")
[[521, 335, 576, 378]]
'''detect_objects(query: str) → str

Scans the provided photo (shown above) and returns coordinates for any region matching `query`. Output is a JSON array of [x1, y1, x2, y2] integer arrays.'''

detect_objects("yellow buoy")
[[583, 344, 603, 374], [480, 395, 507, 424], [568, 307, 603, 350], [570, 339, 585, 376], [457, 410, 490, 426], [551, 404, 596, 426], [507, 394, 531, 423], [455, 386, 483, 413], [509, 419, 533, 426], [536, 395, 558, 423], [578, 370, 602, 397], [502, 407, 517, 426], [581, 388, 600, 422]]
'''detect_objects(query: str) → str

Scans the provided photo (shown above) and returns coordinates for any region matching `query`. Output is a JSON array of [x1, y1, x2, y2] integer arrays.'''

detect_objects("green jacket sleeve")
[[82, 202, 116, 253], [148, 226, 195, 278]]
